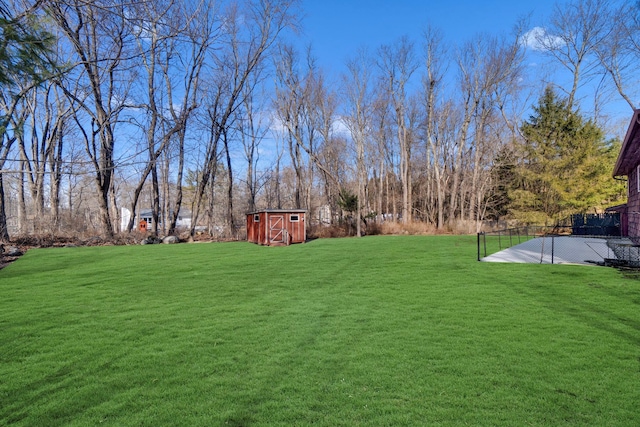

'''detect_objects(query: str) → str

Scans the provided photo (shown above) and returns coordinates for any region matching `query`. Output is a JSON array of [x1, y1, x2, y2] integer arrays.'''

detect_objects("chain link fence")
[[477, 226, 639, 266]]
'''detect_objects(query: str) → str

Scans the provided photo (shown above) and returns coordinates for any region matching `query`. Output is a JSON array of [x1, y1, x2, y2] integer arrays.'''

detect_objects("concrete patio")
[[481, 236, 618, 265]]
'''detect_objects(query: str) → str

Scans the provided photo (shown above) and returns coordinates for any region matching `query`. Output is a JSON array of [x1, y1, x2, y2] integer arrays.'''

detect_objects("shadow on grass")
[[510, 280, 640, 347]]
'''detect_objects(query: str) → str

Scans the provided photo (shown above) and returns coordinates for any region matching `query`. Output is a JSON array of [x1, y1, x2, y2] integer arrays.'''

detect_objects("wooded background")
[[0, 0, 634, 241]]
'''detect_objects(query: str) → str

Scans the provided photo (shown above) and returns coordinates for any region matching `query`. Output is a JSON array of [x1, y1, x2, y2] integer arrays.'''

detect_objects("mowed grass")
[[1, 236, 639, 426]]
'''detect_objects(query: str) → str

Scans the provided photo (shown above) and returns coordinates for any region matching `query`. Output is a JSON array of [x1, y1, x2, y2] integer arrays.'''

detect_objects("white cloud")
[[269, 110, 351, 139], [333, 117, 350, 137], [522, 27, 565, 51]]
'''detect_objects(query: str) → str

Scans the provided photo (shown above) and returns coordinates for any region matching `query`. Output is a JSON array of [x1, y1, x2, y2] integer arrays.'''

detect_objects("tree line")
[[0, 0, 634, 242]]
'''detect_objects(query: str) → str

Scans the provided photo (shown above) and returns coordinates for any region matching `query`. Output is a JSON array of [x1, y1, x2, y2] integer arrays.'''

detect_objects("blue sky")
[[293, 0, 636, 134], [299, 0, 560, 74]]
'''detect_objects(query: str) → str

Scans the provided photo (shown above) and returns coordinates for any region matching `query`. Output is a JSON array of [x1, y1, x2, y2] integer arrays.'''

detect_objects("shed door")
[[269, 215, 285, 243]]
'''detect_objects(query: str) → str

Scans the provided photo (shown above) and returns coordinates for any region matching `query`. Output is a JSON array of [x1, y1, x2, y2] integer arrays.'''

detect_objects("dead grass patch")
[[378, 221, 440, 235]]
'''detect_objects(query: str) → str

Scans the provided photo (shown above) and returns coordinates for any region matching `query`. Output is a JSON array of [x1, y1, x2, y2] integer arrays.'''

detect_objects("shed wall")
[[246, 211, 306, 246], [246, 212, 267, 244]]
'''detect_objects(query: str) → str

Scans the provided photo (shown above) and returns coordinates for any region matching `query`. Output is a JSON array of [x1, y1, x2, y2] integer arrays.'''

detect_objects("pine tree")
[[508, 87, 625, 223], [0, 5, 54, 91], [0, 3, 55, 242]]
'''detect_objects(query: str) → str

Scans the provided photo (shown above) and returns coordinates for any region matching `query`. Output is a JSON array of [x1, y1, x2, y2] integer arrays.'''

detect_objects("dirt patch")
[[0, 253, 22, 270]]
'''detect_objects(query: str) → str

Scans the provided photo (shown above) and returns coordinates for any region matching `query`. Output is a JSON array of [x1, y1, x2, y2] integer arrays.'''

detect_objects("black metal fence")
[[603, 239, 640, 268], [571, 213, 621, 236], [477, 226, 562, 260], [477, 225, 634, 266]]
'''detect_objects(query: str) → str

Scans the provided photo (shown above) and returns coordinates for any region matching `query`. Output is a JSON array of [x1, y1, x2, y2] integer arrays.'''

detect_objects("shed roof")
[[247, 209, 306, 215], [613, 109, 640, 177]]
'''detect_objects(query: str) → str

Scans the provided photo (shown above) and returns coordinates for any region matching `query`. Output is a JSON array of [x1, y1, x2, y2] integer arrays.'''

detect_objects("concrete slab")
[[481, 236, 614, 266]]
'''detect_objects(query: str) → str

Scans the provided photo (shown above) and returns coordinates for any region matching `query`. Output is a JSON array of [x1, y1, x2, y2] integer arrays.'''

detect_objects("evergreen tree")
[[0, 3, 54, 92], [508, 87, 625, 224], [489, 145, 517, 220], [0, 2, 55, 241], [337, 188, 358, 235]]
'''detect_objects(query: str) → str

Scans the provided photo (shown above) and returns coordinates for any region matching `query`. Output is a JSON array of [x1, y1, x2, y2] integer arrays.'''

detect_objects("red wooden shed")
[[247, 209, 307, 246]]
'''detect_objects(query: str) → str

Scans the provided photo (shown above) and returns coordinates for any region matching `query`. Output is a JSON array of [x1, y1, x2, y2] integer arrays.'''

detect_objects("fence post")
[[484, 232, 487, 259], [551, 235, 555, 264], [498, 230, 502, 250], [509, 229, 513, 247], [477, 233, 481, 261]]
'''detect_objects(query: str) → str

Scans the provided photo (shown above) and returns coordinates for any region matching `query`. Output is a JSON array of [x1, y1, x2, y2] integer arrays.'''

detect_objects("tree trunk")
[[18, 162, 26, 234], [0, 173, 10, 242], [168, 129, 186, 235], [223, 131, 235, 236]]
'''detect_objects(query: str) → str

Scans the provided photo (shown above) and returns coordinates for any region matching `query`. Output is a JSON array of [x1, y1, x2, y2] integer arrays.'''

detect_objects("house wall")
[[629, 167, 640, 238], [621, 206, 629, 237], [120, 207, 192, 233]]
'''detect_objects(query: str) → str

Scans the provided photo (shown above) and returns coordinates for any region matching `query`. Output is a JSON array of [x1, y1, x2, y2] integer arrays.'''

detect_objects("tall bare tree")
[[535, 0, 613, 110], [237, 66, 270, 213], [48, 0, 134, 237], [314, 71, 340, 221], [451, 32, 525, 229], [593, 2, 640, 112], [274, 44, 311, 210], [124, 0, 210, 235], [189, 0, 299, 237], [377, 36, 418, 224], [14, 83, 71, 232], [274, 45, 339, 213], [421, 26, 447, 229], [343, 48, 373, 236]]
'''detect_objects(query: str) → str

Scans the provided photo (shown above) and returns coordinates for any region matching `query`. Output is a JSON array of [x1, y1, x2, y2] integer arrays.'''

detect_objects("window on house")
[[254, 214, 260, 222], [290, 214, 299, 222]]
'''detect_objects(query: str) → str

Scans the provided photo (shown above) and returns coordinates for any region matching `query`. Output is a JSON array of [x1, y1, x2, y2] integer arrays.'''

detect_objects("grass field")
[[1, 235, 639, 426]]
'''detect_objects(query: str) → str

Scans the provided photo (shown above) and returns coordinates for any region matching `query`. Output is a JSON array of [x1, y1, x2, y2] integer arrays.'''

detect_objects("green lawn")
[[1, 235, 639, 426]]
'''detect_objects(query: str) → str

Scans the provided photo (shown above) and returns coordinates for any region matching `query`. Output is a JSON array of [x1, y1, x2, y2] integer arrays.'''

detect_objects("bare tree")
[[123, 0, 210, 235], [237, 67, 270, 213], [14, 83, 71, 232], [189, 0, 299, 237], [594, 2, 640, 112], [343, 47, 373, 236], [48, 0, 134, 237], [421, 26, 447, 229], [274, 44, 311, 210], [274, 44, 340, 214], [377, 36, 418, 224], [314, 72, 340, 222], [450, 32, 525, 229], [369, 88, 395, 222], [535, 0, 614, 110]]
